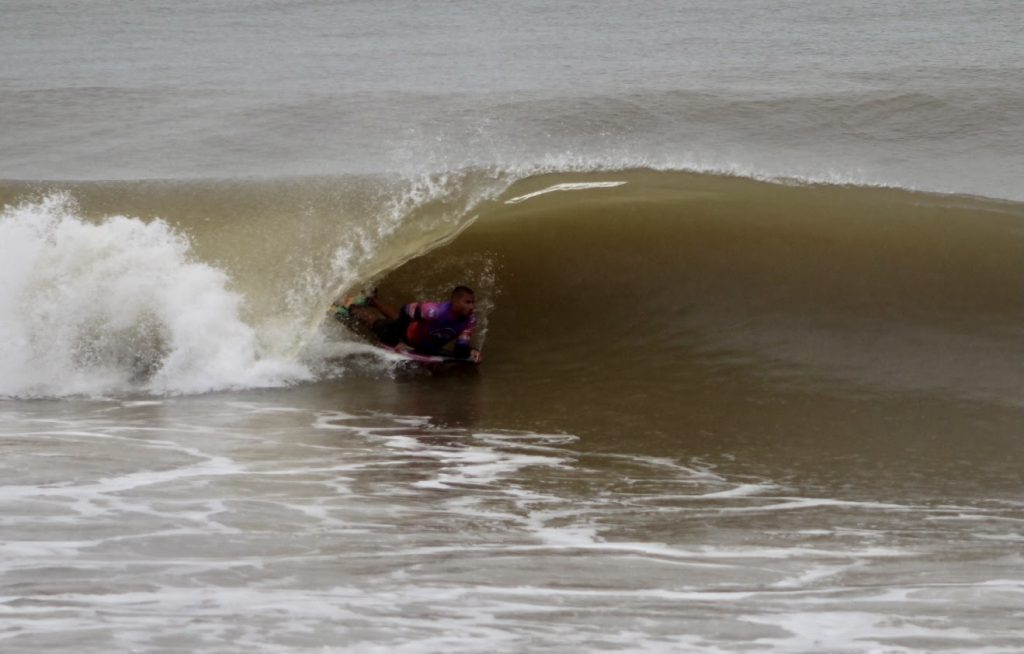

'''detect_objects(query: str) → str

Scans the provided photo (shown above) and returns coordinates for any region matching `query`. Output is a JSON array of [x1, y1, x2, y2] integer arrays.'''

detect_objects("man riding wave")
[[333, 285, 482, 363]]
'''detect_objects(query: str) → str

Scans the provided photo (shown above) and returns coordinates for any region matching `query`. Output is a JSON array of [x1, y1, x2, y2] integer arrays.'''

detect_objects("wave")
[[374, 169, 1024, 406], [1, 167, 1022, 402]]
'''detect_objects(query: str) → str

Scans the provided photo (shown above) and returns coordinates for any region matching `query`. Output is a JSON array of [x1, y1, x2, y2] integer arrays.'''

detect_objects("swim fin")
[[329, 288, 377, 322]]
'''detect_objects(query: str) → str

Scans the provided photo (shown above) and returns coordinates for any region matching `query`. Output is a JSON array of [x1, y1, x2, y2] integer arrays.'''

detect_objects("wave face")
[[1, 169, 1022, 406], [386, 170, 1024, 408]]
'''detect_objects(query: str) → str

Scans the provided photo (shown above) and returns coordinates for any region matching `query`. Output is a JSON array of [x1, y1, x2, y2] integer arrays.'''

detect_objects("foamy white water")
[[0, 195, 308, 397], [2, 397, 1022, 653]]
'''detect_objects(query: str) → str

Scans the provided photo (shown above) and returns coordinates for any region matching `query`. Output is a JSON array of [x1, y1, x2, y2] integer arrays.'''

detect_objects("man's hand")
[[468, 348, 482, 363]]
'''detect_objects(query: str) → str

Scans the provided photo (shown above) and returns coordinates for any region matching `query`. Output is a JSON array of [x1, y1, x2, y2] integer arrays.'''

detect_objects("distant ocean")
[[2, 2, 1023, 652]]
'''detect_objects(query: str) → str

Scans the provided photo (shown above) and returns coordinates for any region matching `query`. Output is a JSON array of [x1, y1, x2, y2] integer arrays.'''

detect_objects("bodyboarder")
[[332, 286, 482, 363]]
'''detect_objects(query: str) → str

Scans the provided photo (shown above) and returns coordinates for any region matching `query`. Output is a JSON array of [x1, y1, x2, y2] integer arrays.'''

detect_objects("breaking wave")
[[1, 166, 1021, 402]]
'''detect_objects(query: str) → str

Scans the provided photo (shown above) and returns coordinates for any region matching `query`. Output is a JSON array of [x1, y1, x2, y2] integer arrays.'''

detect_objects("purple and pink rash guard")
[[401, 301, 477, 357]]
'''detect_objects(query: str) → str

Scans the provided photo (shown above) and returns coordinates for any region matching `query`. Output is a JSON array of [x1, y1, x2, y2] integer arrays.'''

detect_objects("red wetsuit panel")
[[402, 301, 476, 354]]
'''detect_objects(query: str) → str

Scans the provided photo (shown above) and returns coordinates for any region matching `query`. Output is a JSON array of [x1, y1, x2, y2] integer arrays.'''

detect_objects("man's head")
[[450, 285, 476, 318]]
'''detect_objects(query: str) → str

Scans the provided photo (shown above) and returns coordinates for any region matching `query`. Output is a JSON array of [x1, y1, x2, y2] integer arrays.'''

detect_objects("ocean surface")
[[2, 1, 1023, 652]]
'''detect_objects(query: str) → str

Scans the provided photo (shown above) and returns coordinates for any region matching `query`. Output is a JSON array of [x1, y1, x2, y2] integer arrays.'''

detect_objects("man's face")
[[451, 293, 476, 318]]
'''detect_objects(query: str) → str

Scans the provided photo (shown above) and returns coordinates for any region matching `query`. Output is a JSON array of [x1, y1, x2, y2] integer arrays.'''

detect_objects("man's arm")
[[452, 320, 481, 361]]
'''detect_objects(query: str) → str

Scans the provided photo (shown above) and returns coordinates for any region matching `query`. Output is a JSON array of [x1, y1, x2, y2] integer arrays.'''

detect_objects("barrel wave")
[[384, 169, 1024, 407], [1, 168, 1022, 409]]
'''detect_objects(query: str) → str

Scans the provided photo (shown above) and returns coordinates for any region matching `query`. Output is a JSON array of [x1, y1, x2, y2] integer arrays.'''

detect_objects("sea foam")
[[0, 193, 308, 397]]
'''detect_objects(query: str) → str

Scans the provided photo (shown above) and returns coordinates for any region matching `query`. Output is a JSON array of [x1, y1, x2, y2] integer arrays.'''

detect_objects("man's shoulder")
[[418, 301, 447, 319]]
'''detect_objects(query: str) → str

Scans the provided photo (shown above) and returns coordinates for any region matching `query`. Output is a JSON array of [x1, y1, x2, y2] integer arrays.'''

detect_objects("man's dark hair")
[[451, 285, 475, 298]]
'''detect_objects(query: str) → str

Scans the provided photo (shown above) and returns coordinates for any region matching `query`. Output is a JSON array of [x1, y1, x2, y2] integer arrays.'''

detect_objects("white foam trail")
[[503, 181, 627, 204], [713, 497, 912, 514], [4, 404, 1022, 653], [0, 193, 310, 397], [741, 610, 986, 652]]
